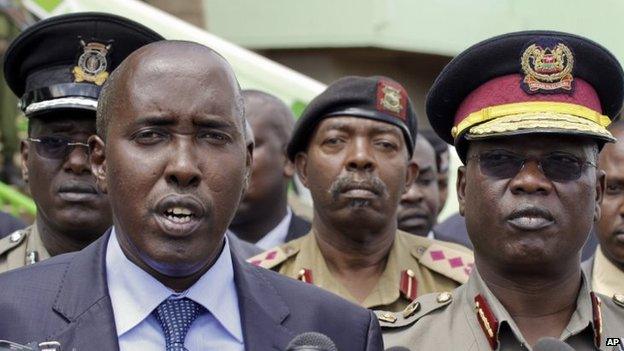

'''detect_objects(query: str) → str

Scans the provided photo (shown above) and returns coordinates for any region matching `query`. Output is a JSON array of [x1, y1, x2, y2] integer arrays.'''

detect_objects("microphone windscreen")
[[286, 332, 338, 351], [533, 337, 575, 351]]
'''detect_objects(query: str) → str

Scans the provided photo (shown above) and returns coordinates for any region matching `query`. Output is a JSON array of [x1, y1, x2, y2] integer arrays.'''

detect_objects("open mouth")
[[163, 207, 195, 224], [155, 195, 205, 236]]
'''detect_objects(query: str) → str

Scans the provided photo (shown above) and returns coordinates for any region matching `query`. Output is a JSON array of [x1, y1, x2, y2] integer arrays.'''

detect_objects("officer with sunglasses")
[[0, 13, 163, 272], [377, 31, 624, 350]]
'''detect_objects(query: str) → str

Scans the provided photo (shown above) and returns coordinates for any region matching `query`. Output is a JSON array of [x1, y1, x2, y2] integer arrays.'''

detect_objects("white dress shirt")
[[106, 228, 244, 351], [255, 207, 292, 250]]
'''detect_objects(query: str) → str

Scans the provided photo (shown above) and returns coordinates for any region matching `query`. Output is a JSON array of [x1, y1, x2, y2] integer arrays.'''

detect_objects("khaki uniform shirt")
[[590, 246, 624, 298], [248, 230, 474, 311], [378, 269, 624, 350], [0, 224, 50, 273]]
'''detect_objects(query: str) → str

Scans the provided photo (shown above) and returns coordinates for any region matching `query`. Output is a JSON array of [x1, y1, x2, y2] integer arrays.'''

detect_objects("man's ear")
[[457, 165, 467, 216], [403, 159, 419, 195], [20, 140, 29, 183], [294, 152, 310, 188], [89, 135, 108, 194], [594, 169, 606, 222], [244, 141, 254, 190]]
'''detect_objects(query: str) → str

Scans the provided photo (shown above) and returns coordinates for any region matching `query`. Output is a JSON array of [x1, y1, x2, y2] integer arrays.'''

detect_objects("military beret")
[[287, 76, 418, 161], [4, 12, 164, 117], [426, 30, 624, 161]]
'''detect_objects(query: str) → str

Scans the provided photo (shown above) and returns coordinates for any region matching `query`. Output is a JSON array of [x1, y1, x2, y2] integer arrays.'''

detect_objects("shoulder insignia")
[[417, 242, 474, 284], [0, 229, 27, 256], [247, 244, 299, 269], [612, 293, 624, 308], [375, 292, 453, 329]]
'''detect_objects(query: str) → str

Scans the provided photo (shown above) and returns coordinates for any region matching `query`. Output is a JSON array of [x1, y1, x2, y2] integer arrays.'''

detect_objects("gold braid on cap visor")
[[450, 101, 612, 140]]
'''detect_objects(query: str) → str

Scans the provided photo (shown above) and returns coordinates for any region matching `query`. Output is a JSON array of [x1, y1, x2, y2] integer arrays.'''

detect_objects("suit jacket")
[[227, 231, 263, 259], [284, 213, 311, 243], [0, 230, 383, 351], [433, 212, 599, 261]]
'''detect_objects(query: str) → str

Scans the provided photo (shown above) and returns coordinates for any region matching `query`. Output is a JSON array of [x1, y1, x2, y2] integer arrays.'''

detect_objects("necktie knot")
[[153, 297, 204, 351]]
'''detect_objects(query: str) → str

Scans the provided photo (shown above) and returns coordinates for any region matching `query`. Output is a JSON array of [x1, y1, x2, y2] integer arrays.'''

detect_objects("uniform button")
[[378, 312, 397, 323], [403, 301, 420, 318], [9, 232, 22, 243], [436, 291, 452, 303], [613, 293, 624, 308]]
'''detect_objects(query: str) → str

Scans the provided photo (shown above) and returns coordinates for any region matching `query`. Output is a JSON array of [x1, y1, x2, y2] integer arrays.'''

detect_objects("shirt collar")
[[465, 269, 599, 350], [255, 207, 292, 250], [591, 245, 624, 297], [105, 227, 243, 343]]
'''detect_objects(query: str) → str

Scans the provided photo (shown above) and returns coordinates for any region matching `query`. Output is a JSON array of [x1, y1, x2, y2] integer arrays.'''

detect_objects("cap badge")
[[72, 40, 112, 86], [521, 41, 574, 94], [376, 80, 408, 120]]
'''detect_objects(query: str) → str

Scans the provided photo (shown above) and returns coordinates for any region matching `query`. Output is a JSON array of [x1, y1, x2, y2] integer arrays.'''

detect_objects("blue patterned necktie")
[[153, 297, 205, 351]]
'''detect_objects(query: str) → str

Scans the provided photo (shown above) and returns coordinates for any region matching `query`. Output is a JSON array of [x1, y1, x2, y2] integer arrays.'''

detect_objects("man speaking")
[[0, 39, 382, 351]]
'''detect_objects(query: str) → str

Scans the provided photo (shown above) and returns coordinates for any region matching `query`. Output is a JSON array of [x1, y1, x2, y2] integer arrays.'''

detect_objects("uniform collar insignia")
[[474, 294, 499, 350], [400, 269, 418, 301], [590, 292, 603, 348], [520, 38, 575, 95], [72, 38, 113, 86]]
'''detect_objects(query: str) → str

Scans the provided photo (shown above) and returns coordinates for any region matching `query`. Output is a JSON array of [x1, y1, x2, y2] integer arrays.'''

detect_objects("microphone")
[[533, 337, 575, 351], [0, 340, 61, 351], [285, 332, 338, 351]]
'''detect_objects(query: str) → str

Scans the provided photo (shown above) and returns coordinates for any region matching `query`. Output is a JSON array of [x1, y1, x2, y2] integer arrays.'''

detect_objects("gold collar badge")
[[72, 40, 112, 86]]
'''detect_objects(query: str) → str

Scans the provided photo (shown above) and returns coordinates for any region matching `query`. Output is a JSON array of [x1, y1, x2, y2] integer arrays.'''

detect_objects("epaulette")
[[0, 229, 27, 256], [414, 242, 474, 284], [375, 291, 454, 328], [247, 243, 300, 269]]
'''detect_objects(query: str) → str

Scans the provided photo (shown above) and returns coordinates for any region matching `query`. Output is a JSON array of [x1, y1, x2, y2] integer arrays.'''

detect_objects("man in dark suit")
[[230, 90, 310, 250], [0, 38, 382, 350]]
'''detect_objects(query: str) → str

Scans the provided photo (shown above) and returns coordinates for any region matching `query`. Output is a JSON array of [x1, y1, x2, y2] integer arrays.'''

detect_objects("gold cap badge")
[[72, 40, 112, 86], [521, 41, 574, 94]]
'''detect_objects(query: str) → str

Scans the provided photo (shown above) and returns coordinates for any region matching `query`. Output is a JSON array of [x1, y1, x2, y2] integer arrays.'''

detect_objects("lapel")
[[232, 251, 295, 351], [49, 229, 119, 351], [285, 214, 311, 242]]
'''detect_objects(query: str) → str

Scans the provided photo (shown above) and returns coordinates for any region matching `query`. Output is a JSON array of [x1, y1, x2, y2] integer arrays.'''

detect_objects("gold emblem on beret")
[[380, 85, 403, 114], [521, 42, 574, 94], [72, 40, 112, 86]]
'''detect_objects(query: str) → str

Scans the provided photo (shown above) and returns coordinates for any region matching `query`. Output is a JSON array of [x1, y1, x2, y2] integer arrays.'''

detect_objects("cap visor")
[[464, 112, 615, 143]]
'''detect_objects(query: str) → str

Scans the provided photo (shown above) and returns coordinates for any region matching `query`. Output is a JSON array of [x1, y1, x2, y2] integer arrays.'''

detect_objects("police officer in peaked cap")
[[0, 12, 163, 272], [379, 30, 624, 350]]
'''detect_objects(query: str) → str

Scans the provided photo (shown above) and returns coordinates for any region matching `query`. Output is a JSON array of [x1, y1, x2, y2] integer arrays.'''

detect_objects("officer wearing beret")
[[249, 76, 474, 312], [0, 13, 163, 272], [379, 31, 624, 350]]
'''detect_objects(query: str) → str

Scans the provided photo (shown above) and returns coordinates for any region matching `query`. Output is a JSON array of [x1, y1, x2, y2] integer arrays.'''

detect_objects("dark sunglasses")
[[28, 137, 89, 160], [468, 150, 596, 182]]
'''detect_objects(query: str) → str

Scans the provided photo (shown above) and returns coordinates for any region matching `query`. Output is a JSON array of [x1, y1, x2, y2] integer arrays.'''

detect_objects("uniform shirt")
[[0, 224, 50, 273], [591, 245, 624, 297], [106, 228, 244, 351], [255, 207, 292, 250], [249, 230, 473, 311], [380, 269, 624, 351]]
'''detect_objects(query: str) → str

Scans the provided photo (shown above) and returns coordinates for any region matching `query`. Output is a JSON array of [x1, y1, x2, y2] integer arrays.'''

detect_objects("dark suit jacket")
[[284, 213, 311, 242], [0, 230, 382, 351], [433, 212, 598, 261]]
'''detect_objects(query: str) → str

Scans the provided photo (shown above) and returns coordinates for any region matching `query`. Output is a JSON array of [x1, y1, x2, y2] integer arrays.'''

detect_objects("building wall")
[[258, 48, 451, 128]]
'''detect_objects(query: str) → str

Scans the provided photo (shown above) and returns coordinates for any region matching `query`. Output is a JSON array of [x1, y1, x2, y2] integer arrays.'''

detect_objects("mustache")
[[329, 175, 388, 200]]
